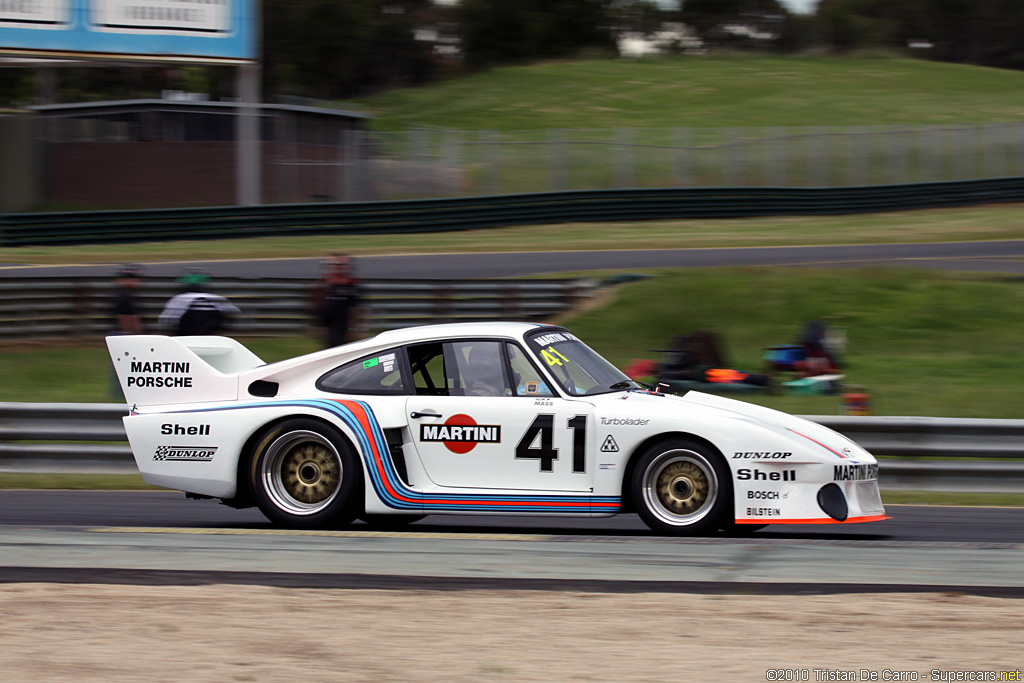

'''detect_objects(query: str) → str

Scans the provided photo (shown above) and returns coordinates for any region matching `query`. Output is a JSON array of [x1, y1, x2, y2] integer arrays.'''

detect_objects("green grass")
[[330, 56, 1024, 193], [0, 337, 323, 404], [340, 56, 1024, 131], [3, 267, 1022, 418], [560, 267, 1024, 419], [3, 203, 1024, 266]]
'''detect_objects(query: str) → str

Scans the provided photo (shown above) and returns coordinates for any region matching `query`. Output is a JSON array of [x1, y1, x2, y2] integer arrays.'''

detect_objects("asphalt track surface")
[[4, 240, 1024, 279], [1, 491, 1022, 595], [3, 242, 1023, 592], [3, 490, 1024, 543]]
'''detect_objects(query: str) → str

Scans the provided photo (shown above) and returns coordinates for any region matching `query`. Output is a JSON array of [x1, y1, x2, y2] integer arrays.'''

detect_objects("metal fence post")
[[548, 128, 568, 192], [807, 126, 829, 187], [724, 127, 742, 186], [614, 128, 635, 188], [956, 125, 972, 180], [887, 126, 908, 185], [443, 130, 464, 198], [671, 127, 691, 187], [480, 130, 500, 195], [765, 127, 785, 186]]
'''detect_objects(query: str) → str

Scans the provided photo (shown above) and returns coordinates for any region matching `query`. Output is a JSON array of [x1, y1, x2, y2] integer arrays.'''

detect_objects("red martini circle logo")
[[419, 414, 502, 454]]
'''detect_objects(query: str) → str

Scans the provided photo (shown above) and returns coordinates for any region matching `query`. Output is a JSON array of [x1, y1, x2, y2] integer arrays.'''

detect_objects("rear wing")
[[106, 335, 264, 407]]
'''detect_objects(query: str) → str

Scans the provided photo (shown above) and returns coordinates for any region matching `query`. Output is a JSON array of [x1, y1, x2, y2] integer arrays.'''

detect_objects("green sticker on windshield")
[[363, 358, 380, 369]]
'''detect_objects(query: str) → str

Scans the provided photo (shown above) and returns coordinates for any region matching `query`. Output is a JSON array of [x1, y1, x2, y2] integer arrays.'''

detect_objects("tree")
[[262, 0, 436, 100], [812, 0, 1024, 70], [458, 0, 618, 68], [681, 0, 792, 51], [611, 0, 671, 37]]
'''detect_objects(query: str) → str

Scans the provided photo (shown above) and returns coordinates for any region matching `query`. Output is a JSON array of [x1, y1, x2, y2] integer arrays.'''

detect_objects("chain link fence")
[[281, 124, 1024, 203]]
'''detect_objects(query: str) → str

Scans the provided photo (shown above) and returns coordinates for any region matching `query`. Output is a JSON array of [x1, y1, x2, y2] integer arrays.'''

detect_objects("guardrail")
[[0, 276, 597, 340], [4, 177, 1024, 246], [2, 403, 1022, 492]]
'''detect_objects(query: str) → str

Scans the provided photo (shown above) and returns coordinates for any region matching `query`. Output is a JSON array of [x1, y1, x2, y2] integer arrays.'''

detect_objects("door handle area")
[[410, 411, 442, 419]]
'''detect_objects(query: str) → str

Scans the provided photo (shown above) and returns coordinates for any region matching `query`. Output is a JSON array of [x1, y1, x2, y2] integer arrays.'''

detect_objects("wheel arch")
[[232, 412, 363, 509], [620, 431, 728, 514]]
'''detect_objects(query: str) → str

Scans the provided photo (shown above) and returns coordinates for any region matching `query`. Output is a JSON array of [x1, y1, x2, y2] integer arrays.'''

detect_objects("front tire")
[[631, 438, 730, 536], [248, 418, 361, 528]]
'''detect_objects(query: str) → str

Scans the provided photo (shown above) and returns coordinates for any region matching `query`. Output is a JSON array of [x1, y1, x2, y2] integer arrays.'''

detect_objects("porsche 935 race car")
[[107, 322, 887, 534]]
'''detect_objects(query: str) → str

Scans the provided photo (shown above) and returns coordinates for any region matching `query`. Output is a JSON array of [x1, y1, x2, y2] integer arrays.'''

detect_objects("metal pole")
[[235, 63, 262, 206]]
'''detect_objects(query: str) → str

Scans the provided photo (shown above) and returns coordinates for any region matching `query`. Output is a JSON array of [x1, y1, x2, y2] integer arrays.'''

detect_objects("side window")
[[408, 343, 448, 396], [506, 343, 554, 397], [407, 340, 513, 397], [317, 351, 405, 395], [450, 341, 511, 397]]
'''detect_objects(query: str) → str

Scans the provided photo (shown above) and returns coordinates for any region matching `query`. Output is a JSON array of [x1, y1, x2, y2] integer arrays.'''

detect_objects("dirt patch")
[[1, 585, 1020, 682]]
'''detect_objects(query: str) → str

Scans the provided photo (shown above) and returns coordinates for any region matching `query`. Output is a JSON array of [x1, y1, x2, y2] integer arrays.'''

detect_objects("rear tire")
[[631, 438, 730, 536], [248, 418, 361, 528]]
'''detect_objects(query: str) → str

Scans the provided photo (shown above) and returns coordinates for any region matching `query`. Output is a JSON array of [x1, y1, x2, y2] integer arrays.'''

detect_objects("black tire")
[[630, 437, 731, 536], [358, 514, 426, 530], [248, 418, 362, 529], [720, 520, 767, 535]]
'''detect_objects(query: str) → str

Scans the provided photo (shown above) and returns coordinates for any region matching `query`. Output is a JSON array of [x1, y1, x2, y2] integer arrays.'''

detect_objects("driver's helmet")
[[466, 346, 504, 395]]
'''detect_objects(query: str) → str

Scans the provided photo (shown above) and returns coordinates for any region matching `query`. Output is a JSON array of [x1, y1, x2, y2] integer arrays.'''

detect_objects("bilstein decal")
[[420, 414, 501, 454]]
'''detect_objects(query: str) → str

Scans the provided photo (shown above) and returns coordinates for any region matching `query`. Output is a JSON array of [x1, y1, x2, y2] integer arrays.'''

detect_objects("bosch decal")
[[737, 468, 796, 482], [153, 445, 217, 461], [747, 490, 781, 500], [420, 414, 501, 454]]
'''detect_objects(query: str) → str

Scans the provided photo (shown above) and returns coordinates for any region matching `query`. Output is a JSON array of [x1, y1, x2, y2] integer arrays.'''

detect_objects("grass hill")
[[339, 56, 1024, 131]]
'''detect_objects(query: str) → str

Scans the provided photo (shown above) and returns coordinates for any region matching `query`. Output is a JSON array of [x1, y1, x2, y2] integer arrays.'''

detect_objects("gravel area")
[[2, 584, 1020, 682]]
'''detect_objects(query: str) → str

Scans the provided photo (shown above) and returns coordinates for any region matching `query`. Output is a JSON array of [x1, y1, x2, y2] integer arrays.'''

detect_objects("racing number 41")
[[515, 414, 587, 473]]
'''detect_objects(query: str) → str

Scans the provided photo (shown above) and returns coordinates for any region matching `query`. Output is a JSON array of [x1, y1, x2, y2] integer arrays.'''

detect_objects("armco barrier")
[[4, 177, 1024, 246], [0, 276, 597, 340], [1, 403, 1022, 492]]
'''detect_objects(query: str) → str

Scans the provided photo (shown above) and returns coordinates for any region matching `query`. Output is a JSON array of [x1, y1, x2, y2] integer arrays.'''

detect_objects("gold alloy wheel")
[[261, 430, 343, 515], [641, 449, 719, 527]]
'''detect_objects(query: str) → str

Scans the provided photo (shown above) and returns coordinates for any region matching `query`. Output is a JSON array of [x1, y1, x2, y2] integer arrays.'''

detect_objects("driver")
[[466, 347, 506, 396]]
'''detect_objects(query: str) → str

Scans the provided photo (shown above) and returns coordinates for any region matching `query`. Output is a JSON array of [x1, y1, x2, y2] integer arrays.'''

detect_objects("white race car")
[[107, 322, 887, 534]]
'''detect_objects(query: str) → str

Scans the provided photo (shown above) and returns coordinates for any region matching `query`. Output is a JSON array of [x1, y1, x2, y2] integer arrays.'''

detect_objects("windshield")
[[525, 329, 638, 396]]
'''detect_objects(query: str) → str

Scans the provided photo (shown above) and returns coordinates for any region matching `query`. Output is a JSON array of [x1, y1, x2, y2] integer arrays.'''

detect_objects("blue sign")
[[0, 0, 255, 63]]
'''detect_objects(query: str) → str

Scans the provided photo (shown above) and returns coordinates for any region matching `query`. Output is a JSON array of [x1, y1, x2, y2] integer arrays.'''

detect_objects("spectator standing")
[[159, 271, 240, 336], [111, 265, 144, 334], [312, 254, 365, 347]]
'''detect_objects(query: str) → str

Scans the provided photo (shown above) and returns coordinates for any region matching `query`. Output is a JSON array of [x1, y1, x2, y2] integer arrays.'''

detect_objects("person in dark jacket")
[[111, 265, 144, 335], [159, 271, 240, 336], [312, 254, 366, 348]]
